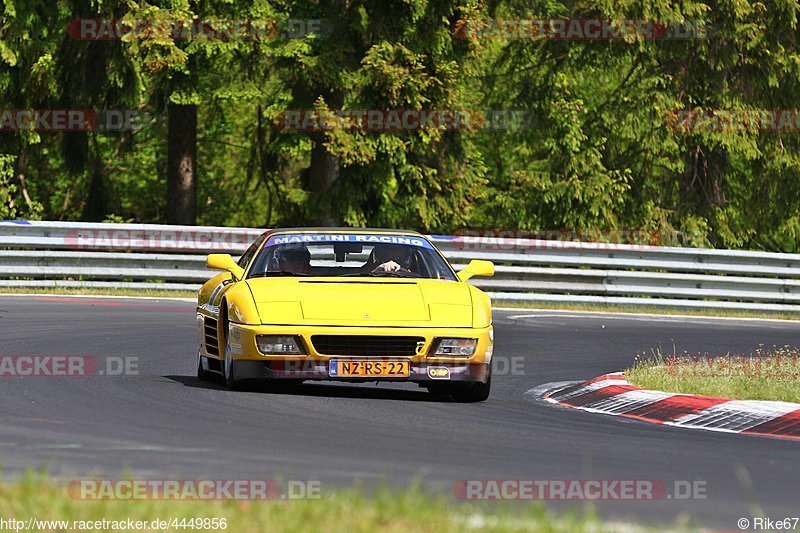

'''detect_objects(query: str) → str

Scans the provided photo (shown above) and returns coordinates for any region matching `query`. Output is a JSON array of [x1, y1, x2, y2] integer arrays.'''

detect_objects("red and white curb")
[[541, 373, 800, 440]]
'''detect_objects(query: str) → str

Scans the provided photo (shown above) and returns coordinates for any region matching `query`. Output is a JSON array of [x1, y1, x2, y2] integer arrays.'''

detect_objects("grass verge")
[[626, 347, 800, 403], [0, 474, 682, 533], [495, 300, 800, 321], [0, 287, 197, 299]]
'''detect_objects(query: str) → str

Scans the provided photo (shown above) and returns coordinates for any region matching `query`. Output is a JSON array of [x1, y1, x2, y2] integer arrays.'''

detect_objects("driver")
[[275, 246, 311, 274], [369, 244, 411, 273]]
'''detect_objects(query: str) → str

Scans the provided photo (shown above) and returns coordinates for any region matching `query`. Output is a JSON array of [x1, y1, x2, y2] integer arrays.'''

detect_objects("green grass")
[[626, 347, 800, 403], [495, 300, 800, 321], [0, 287, 197, 299], [0, 474, 687, 533]]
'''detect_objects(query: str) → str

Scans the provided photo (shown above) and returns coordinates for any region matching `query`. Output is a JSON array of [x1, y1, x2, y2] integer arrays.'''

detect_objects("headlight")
[[256, 335, 305, 355], [433, 338, 477, 357]]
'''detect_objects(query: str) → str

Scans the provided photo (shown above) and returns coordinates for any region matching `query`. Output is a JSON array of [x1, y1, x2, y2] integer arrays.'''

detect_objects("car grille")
[[311, 335, 425, 356]]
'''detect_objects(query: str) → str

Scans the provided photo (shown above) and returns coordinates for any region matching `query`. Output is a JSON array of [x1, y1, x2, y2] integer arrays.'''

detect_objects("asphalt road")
[[1, 294, 799, 529]]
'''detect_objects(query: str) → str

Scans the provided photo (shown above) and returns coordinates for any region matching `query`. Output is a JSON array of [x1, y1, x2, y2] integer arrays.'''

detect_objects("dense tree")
[[473, 0, 800, 250], [1, 0, 799, 251]]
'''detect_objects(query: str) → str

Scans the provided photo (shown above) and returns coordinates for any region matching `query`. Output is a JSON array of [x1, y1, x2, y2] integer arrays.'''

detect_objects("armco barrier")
[[1, 220, 799, 312]]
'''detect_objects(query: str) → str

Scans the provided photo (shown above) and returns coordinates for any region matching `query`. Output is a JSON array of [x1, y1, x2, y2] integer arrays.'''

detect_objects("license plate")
[[329, 360, 410, 378]]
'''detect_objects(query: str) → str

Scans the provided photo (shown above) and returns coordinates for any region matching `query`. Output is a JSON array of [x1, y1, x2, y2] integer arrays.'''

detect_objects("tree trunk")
[[13, 148, 33, 209], [167, 103, 197, 225], [304, 131, 340, 226], [82, 166, 107, 222]]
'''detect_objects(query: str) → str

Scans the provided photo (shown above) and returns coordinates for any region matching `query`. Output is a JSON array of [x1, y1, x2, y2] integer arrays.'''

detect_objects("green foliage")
[[0, 0, 799, 251], [0, 154, 18, 219], [0, 474, 622, 533], [627, 346, 800, 403]]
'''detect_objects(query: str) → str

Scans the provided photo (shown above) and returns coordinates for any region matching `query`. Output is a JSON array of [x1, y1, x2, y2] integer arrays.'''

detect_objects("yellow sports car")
[[195, 228, 495, 401]]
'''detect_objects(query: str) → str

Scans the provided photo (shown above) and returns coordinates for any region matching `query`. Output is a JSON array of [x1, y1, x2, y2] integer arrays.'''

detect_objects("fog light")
[[256, 335, 305, 355], [433, 338, 477, 357]]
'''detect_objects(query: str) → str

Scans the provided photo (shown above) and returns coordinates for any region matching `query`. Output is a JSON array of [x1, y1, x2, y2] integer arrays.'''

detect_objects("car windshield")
[[246, 233, 458, 280]]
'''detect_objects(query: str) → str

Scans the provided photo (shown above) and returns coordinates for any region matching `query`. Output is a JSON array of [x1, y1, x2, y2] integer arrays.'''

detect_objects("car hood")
[[246, 277, 473, 327]]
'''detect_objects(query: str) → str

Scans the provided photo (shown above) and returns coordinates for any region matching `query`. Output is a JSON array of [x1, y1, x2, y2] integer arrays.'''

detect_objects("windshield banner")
[[266, 233, 432, 249]]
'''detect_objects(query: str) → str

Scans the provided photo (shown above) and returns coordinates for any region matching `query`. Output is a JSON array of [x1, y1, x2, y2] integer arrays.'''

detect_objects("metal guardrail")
[[1, 220, 799, 312]]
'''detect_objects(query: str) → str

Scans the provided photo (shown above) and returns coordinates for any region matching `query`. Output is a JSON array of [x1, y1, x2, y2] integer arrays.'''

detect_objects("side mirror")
[[457, 260, 495, 282], [206, 254, 245, 281]]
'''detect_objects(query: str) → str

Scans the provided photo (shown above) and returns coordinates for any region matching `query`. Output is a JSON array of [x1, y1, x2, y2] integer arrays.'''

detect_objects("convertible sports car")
[[195, 228, 495, 401]]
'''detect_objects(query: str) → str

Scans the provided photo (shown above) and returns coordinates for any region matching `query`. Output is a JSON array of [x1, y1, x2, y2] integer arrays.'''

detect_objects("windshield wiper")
[[249, 271, 311, 278], [340, 270, 419, 278]]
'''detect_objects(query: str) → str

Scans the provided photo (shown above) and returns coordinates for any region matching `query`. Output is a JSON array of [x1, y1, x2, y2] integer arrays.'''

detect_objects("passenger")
[[275, 247, 311, 274]]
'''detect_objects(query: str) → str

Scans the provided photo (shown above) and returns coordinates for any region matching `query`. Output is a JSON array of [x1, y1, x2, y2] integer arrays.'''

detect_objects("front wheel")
[[221, 311, 244, 391], [450, 376, 491, 403], [196, 349, 214, 382], [428, 373, 491, 403]]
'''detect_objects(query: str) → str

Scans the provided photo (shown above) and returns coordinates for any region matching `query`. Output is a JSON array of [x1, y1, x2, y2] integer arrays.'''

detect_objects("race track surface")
[[1, 295, 799, 528]]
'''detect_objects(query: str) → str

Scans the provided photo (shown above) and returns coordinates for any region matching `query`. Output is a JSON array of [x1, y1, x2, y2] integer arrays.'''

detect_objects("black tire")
[[450, 375, 492, 403], [221, 306, 244, 391], [196, 349, 214, 382], [451, 381, 491, 403]]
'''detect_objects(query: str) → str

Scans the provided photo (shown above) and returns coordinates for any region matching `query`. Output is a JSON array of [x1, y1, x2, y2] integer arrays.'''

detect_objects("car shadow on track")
[[164, 375, 458, 402]]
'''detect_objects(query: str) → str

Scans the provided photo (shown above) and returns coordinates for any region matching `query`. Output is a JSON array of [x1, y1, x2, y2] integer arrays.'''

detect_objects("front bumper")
[[230, 359, 490, 383], [202, 322, 493, 384]]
